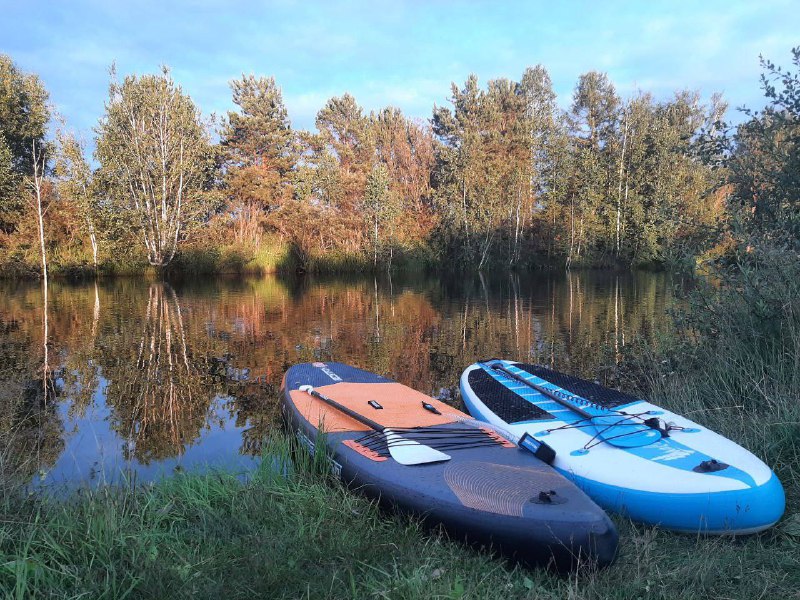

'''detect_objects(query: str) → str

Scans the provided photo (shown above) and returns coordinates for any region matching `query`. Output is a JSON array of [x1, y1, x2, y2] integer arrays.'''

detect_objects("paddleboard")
[[281, 361, 618, 569], [460, 360, 785, 534]]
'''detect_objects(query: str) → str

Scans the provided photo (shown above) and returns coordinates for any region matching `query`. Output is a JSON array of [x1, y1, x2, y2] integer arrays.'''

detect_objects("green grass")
[[624, 245, 800, 518], [164, 238, 295, 276], [1, 430, 799, 600], [0, 238, 436, 280]]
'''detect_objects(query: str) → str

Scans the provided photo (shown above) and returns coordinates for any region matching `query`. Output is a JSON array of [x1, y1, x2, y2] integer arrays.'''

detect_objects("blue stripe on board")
[[478, 362, 757, 488], [556, 468, 784, 533]]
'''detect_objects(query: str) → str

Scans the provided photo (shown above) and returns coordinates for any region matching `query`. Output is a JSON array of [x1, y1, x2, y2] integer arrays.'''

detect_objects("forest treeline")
[[0, 49, 797, 276]]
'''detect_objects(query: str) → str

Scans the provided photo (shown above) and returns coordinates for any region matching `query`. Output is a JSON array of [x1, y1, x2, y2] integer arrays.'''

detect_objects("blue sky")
[[1, 0, 797, 141]]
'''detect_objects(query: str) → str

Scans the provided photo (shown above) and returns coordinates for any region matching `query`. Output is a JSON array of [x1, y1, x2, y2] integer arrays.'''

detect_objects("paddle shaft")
[[299, 384, 452, 465], [489, 363, 593, 419], [300, 386, 387, 432]]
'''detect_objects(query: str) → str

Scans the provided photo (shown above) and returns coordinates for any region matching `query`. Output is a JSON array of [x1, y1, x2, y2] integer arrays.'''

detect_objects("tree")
[[95, 67, 211, 267], [432, 75, 493, 266], [433, 73, 550, 269], [370, 107, 436, 227], [220, 75, 295, 245], [363, 162, 401, 268], [0, 54, 49, 233], [567, 71, 620, 264], [520, 65, 562, 262], [617, 91, 715, 264], [222, 75, 294, 171], [55, 130, 100, 269], [312, 94, 373, 210], [0, 137, 15, 210], [724, 47, 800, 245], [27, 138, 48, 280]]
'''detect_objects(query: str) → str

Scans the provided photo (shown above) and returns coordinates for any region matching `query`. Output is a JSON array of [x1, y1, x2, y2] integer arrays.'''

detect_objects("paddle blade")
[[589, 415, 662, 448], [384, 429, 451, 465]]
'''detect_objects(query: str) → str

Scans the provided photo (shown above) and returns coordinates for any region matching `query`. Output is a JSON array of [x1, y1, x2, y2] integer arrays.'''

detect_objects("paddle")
[[484, 362, 662, 448], [297, 385, 452, 465], [446, 413, 557, 464]]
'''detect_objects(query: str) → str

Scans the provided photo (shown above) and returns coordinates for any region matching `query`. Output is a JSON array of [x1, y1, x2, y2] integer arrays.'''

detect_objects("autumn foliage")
[[3, 49, 799, 275]]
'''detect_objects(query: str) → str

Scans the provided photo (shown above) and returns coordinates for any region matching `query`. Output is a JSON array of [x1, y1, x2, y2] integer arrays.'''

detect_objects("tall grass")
[[0, 237, 436, 280], [2, 426, 799, 599], [625, 243, 800, 522]]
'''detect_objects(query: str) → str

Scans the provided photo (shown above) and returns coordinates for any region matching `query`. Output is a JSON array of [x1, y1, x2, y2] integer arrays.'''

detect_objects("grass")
[[0, 238, 436, 280], [296, 244, 436, 275], [1, 426, 799, 600], [624, 244, 800, 517]]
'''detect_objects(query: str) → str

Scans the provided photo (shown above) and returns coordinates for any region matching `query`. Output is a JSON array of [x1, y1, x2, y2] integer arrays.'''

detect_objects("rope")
[[541, 410, 685, 449]]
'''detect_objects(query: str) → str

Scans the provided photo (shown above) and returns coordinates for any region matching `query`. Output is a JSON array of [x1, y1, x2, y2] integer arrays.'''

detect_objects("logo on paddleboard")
[[650, 441, 695, 462], [313, 362, 342, 382]]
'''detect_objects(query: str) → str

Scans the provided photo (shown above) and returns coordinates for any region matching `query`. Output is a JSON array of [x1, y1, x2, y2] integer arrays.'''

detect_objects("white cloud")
[[3, 0, 798, 140]]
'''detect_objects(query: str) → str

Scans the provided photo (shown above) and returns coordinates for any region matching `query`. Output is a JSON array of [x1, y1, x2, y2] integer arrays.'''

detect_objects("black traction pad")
[[514, 363, 641, 409], [467, 369, 555, 423]]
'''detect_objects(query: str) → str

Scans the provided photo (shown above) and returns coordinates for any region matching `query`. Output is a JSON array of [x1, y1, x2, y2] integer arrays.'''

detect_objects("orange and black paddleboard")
[[281, 362, 618, 569]]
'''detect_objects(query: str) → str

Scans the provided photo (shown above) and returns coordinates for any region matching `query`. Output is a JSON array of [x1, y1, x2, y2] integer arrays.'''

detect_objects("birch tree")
[[363, 162, 400, 268], [95, 67, 210, 267], [0, 54, 49, 233], [55, 130, 100, 269], [567, 71, 620, 263], [27, 138, 48, 280]]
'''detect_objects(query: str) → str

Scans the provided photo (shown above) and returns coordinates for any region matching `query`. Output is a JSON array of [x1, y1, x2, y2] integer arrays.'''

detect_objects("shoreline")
[[1, 431, 796, 599]]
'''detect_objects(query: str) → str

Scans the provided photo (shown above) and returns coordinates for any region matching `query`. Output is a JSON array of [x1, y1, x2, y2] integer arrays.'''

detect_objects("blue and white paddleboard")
[[460, 360, 785, 534]]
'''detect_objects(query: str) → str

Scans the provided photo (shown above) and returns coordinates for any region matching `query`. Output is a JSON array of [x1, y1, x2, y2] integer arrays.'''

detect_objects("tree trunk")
[[88, 222, 98, 271], [36, 188, 47, 280], [512, 188, 521, 267], [567, 193, 575, 269], [35, 140, 49, 403], [461, 176, 470, 256], [374, 212, 378, 267], [622, 160, 630, 256], [31, 140, 48, 281], [616, 109, 629, 258], [478, 231, 494, 270]]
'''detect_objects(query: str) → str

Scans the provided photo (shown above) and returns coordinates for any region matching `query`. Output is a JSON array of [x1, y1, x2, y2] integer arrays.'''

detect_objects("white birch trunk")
[[30, 139, 48, 281], [616, 108, 629, 258]]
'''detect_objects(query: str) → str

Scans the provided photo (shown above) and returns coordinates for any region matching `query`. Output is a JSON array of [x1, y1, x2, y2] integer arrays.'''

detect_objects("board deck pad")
[[515, 364, 639, 410], [282, 361, 619, 569], [467, 368, 555, 422], [289, 382, 457, 433], [444, 461, 567, 517]]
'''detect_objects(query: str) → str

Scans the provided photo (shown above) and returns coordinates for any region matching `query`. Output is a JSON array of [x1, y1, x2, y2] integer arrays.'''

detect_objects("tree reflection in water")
[[0, 284, 63, 484], [0, 271, 677, 486], [101, 283, 210, 463]]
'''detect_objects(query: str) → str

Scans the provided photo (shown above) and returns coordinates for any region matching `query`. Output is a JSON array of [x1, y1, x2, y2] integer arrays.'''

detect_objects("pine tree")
[[220, 75, 296, 245]]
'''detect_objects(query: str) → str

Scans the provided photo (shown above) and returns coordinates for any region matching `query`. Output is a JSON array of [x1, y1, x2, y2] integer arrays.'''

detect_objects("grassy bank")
[[1, 429, 798, 600], [0, 236, 667, 280], [0, 240, 441, 280], [624, 245, 800, 517], [0, 237, 296, 280]]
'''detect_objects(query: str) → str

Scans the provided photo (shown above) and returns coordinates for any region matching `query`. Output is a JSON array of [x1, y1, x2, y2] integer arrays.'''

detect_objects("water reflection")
[[0, 271, 676, 487]]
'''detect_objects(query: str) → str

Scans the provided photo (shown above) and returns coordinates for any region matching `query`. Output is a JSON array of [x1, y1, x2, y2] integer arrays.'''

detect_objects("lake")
[[0, 270, 679, 489]]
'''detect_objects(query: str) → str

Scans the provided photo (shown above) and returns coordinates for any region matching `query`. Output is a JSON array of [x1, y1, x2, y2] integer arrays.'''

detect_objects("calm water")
[[0, 271, 677, 488]]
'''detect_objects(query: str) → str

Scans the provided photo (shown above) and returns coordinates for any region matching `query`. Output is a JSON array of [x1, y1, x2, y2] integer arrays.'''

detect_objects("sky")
[[1, 0, 797, 143]]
